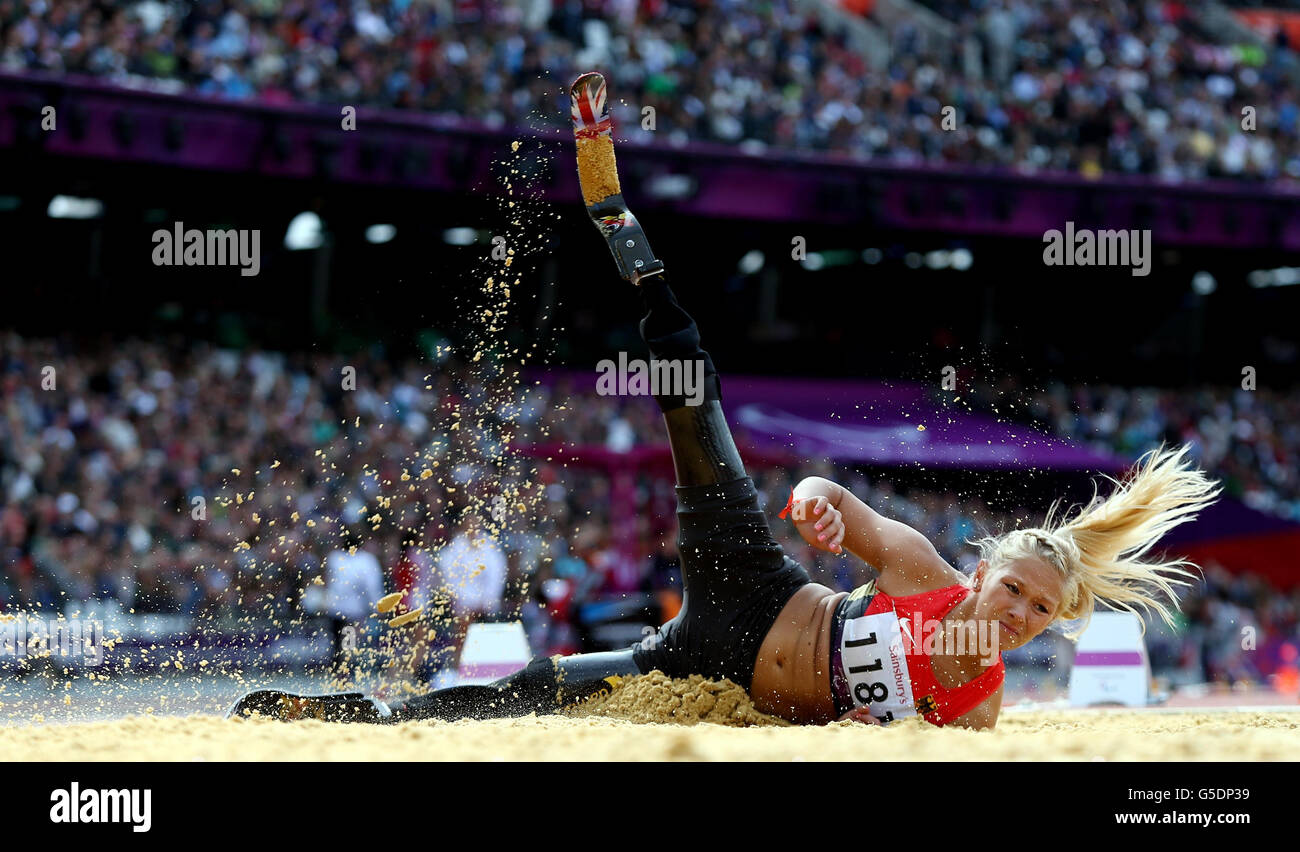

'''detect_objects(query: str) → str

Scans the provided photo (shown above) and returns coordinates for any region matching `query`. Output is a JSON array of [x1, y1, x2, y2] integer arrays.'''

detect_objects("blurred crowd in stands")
[[3, 0, 1300, 182], [3, 330, 1298, 689], [1028, 383, 1300, 523], [961, 375, 1300, 523]]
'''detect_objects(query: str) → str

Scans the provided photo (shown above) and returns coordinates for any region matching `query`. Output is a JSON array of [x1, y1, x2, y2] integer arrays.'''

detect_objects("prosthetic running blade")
[[226, 689, 392, 723], [570, 71, 665, 282]]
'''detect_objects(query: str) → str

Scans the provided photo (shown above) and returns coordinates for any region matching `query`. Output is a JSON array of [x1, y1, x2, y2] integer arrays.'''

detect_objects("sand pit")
[[2, 673, 1297, 761], [2, 709, 1298, 762]]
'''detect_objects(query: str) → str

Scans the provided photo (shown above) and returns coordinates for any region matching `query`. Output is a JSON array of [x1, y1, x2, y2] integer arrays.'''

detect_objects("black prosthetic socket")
[[637, 273, 722, 413], [663, 401, 747, 487], [635, 274, 745, 486], [386, 649, 643, 722]]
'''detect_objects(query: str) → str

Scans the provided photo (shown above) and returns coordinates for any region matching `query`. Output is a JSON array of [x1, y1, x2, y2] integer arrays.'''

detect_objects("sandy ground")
[[2, 669, 1298, 761], [2, 709, 1299, 761]]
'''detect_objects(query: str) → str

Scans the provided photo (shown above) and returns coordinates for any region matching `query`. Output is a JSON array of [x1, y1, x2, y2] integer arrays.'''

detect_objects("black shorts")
[[631, 476, 811, 691]]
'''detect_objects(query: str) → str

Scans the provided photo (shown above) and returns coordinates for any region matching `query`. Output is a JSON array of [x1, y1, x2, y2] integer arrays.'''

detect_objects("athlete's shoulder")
[[876, 569, 969, 600]]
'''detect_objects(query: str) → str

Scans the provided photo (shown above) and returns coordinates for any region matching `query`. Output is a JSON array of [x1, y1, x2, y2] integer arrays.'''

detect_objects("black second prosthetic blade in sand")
[[570, 71, 664, 283], [226, 689, 392, 723]]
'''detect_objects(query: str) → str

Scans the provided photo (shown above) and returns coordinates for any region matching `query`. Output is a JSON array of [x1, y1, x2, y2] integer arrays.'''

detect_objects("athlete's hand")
[[838, 707, 883, 725], [794, 495, 844, 554]]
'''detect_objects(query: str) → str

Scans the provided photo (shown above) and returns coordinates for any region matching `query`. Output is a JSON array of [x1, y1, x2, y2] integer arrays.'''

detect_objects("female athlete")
[[229, 264, 1219, 730], [228, 71, 1218, 729]]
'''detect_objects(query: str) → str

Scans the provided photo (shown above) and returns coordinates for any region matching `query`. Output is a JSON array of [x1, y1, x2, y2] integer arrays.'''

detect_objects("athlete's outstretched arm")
[[790, 476, 965, 594]]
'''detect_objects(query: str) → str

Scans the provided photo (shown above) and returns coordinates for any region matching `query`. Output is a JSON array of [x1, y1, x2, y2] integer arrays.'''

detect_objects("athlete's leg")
[[383, 649, 642, 722], [627, 272, 811, 690], [636, 272, 746, 487], [227, 649, 644, 723]]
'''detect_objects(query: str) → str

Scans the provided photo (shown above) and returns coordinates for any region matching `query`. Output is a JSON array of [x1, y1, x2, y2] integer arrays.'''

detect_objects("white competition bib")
[[841, 610, 917, 723]]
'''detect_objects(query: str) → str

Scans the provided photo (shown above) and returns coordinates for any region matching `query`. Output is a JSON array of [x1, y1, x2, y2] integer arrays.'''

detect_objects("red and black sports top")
[[829, 580, 1005, 726]]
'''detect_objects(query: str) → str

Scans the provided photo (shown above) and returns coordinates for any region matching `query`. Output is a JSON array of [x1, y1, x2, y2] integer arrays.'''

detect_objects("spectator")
[[322, 527, 385, 675], [436, 509, 508, 666], [3, 0, 1298, 181]]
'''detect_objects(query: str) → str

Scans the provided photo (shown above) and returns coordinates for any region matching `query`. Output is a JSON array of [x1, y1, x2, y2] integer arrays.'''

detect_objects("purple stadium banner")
[[526, 368, 1124, 471], [722, 375, 1124, 470]]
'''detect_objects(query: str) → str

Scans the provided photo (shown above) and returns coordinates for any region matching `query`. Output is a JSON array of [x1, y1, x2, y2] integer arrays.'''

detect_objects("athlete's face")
[[971, 557, 1062, 652]]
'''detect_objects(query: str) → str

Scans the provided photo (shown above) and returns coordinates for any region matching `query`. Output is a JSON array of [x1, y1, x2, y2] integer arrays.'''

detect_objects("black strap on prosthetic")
[[637, 272, 723, 413], [386, 649, 644, 722]]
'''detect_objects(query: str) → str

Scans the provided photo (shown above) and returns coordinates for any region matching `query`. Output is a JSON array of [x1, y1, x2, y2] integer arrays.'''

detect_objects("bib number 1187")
[[844, 631, 892, 717]]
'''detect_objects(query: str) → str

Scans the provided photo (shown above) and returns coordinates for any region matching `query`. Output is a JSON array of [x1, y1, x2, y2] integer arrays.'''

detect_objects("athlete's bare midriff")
[[749, 583, 845, 724], [748, 577, 1003, 726]]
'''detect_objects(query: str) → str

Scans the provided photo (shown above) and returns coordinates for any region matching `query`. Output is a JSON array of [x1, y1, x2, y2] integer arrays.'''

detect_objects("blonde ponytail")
[[976, 444, 1221, 639]]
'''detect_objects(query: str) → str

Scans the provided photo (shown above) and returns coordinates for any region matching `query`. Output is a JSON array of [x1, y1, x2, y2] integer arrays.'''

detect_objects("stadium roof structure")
[[5, 72, 1300, 251]]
